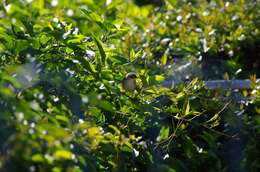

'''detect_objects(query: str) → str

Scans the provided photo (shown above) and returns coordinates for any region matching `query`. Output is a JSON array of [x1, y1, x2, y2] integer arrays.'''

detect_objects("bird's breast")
[[123, 78, 136, 91]]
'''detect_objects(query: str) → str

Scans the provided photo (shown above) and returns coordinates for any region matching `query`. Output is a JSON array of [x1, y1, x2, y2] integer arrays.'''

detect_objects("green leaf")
[[109, 55, 127, 64], [81, 9, 103, 23], [124, 141, 133, 150], [98, 100, 114, 112], [52, 167, 62, 172], [188, 78, 198, 87], [81, 8, 107, 31], [93, 35, 106, 66], [88, 127, 100, 137], [176, 92, 185, 99], [39, 34, 51, 45], [32, 0, 44, 11], [159, 164, 176, 172], [167, 106, 180, 113], [101, 69, 113, 80], [157, 126, 170, 142], [161, 53, 167, 65], [55, 115, 69, 123], [14, 40, 29, 54], [184, 101, 190, 116], [155, 75, 165, 83], [32, 154, 44, 162], [166, 0, 178, 7], [74, 56, 97, 74], [54, 150, 73, 160], [109, 125, 121, 135], [2, 74, 22, 89]]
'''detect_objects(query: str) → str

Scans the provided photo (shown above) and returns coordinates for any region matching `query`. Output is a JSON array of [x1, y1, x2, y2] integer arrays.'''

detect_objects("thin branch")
[[163, 79, 260, 89]]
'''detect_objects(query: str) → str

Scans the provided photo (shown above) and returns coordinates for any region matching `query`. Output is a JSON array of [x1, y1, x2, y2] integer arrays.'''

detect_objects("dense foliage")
[[0, 0, 259, 171]]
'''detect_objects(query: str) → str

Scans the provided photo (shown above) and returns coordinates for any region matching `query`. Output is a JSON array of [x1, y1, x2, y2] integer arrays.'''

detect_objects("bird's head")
[[125, 72, 138, 79]]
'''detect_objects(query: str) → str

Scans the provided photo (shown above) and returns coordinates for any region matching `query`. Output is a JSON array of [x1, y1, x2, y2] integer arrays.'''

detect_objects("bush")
[[0, 0, 259, 171]]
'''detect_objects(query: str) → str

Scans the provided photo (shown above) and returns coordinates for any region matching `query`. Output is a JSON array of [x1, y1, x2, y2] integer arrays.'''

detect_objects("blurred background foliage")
[[0, 0, 259, 171]]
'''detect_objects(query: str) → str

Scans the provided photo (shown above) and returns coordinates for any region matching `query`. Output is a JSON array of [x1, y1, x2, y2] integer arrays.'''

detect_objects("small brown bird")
[[122, 72, 138, 92]]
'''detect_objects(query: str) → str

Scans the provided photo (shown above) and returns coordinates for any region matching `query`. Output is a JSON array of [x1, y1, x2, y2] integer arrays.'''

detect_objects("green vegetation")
[[0, 0, 259, 171]]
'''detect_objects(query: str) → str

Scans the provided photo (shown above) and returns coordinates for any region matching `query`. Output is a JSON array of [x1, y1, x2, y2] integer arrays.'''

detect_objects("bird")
[[122, 72, 138, 92]]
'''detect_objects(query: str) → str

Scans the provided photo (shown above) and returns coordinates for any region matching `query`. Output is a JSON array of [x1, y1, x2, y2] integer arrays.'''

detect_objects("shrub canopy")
[[0, 0, 259, 172]]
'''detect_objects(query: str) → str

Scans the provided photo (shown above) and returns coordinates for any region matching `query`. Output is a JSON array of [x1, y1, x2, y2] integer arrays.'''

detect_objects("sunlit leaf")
[[184, 101, 190, 116], [155, 75, 165, 83], [32, 154, 44, 162], [109, 125, 121, 135], [157, 126, 169, 142], [54, 150, 73, 160], [161, 53, 167, 65]]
